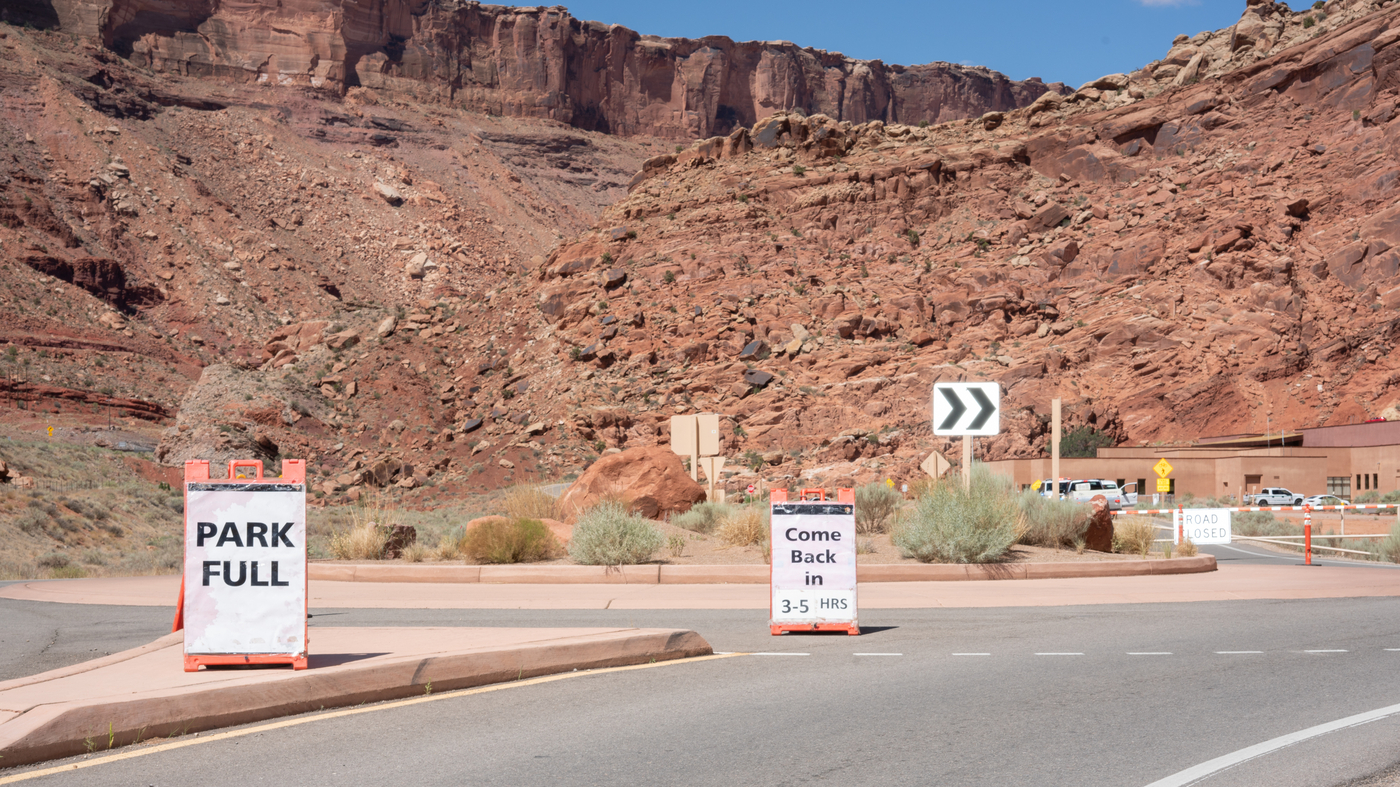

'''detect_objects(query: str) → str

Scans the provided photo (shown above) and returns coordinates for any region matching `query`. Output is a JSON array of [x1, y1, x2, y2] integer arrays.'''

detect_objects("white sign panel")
[[1174, 508, 1232, 545], [932, 382, 1001, 436], [771, 502, 858, 629], [184, 482, 307, 655]]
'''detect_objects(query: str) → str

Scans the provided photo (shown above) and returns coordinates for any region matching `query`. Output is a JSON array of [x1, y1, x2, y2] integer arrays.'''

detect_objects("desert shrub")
[[1018, 492, 1090, 547], [891, 468, 1023, 563], [37, 552, 70, 569], [328, 524, 388, 560], [1379, 522, 1400, 564], [1382, 490, 1400, 504], [666, 533, 686, 558], [17, 509, 49, 534], [1060, 425, 1113, 458], [400, 542, 430, 563], [1355, 490, 1380, 504], [501, 485, 557, 520], [463, 518, 559, 564], [716, 506, 768, 547], [49, 565, 87, 579], [1113, 516, 1157, 557], [854, 482, 903, 534], [568, 501, 663, 565], [670, 502, 732, 534], [1233, 511, 1300, 538], [1177, 538, 1199, 557]]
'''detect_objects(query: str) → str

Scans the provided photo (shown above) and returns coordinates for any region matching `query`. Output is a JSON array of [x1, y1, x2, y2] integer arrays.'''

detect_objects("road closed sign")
[[1174, 508, 1231, 545], [770, 496, 858, 635], [182, 460, 308, 670]]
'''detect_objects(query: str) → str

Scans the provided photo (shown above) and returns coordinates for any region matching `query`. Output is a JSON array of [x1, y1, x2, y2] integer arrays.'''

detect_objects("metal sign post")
[[176, 458, 308, 672]]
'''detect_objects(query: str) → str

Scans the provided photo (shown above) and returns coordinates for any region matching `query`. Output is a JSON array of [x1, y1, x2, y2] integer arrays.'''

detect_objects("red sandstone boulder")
[[557, 446, 706, 522]]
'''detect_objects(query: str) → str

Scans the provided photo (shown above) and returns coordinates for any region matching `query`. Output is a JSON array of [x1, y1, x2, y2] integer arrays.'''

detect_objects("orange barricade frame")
[[174, 458, 308, 672]]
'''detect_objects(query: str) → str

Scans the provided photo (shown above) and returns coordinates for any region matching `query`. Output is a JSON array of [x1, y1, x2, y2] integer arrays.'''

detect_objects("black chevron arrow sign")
[[931, 382, 1001, 436]]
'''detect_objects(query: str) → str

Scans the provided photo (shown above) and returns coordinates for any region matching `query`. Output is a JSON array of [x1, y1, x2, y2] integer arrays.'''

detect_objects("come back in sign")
[[770, 498, 859, 635], [182, 460, 307, 669]]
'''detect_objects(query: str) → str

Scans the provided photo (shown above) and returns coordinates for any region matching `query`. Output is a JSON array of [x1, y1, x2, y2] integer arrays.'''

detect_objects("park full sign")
[[180, 459, 308, 671], [769, 489, 859, 636]]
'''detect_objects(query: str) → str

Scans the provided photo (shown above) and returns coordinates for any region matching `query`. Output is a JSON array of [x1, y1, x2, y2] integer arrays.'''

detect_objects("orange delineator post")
[[1303, 505, 1313, 566], [178, 458, 309, 672]]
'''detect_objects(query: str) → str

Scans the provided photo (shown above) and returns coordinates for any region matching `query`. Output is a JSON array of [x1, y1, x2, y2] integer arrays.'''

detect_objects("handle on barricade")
[[228, 460, 264, 480]]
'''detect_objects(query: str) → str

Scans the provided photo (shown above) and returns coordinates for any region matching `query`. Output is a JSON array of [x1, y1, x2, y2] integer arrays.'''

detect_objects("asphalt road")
[[4, 596, 1400, 786]]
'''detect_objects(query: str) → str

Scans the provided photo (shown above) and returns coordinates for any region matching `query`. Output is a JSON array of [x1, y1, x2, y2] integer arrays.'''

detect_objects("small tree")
[[1059, 426, 1114, 458]]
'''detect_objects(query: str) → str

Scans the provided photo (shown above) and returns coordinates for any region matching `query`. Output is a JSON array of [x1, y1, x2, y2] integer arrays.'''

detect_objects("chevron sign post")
[[931, 382, 1001, 490]]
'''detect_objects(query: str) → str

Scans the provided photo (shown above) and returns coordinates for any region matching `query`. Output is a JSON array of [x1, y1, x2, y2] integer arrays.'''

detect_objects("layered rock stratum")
[[34, 0, 1064, 139], [0, 0, 1398, 501]]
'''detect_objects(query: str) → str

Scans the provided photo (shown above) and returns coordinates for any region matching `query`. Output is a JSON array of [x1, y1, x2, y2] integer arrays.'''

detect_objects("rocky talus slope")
[[0, 0, 1398, 502]]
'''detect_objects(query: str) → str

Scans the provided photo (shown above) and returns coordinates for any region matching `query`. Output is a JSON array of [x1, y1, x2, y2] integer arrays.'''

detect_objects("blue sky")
[[556, 1, 1256, 88]]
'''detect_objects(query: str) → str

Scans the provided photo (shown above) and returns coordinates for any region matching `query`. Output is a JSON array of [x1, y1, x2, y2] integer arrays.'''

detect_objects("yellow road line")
[[0, 652, 744, 784]]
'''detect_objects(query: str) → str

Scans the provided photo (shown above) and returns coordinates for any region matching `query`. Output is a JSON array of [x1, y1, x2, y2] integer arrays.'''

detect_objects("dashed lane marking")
[[1128, 652, 1173, 656], [1035, 652, 1084, 656], [853, 653, 902, 656], [1216, 651, 1264, 654], [952, 653, 991, 656], [1304, 649, 1348, 653], [751, 652, 810, 656]]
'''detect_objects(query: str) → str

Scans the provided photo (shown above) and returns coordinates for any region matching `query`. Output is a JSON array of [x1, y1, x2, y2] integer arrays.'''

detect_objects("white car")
[[1302, 494, 1348, 508], [1067, 479, 1128, 511]]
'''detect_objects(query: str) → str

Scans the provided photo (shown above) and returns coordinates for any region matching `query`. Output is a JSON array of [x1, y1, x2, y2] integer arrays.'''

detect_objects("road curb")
[[0, 628, 711, 769], [308, 556, 1217, 584]]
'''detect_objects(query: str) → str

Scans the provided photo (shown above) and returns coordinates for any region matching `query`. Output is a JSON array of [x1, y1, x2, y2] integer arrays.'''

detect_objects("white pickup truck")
[[1247, 487, 1304, 506]]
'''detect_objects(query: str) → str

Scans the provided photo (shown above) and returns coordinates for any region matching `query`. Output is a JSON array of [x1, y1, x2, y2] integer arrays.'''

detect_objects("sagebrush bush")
[[463, 518, 559, 564], [1017, 492, 1089, 547], [1234, 511, 1300, 538], [1383, 490, 1400, 504], [501, 486, 558, 520], [1112, 516, 1157, 557], [670, 502, 732, 534], [891, 468, 1023, 563], [568, 501, 663, 565], [855, 482, 903, 534], [1177, 538, 1199, 557], [716, 506, 768, 547], [400, 542, 430, 563], [1379, 523, 1400, 563]]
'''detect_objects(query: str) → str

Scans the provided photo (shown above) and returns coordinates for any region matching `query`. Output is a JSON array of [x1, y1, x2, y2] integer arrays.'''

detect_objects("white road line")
[[1215, 651, 1264, 654], [1035, 652, 1084, 656], [952, 653, 991, 656], [1304, 649, 1348, 653], [1143, 700, 1400, 787], [1129, 652, 1173, 656], [1386, 648, 1400, 652], [751, 652, 810, 656], [853, 653, 902, 656]]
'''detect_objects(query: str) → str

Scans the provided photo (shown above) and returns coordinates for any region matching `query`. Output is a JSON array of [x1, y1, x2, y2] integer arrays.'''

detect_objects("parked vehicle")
[[1036, 479, 1071, 499], [1247, 487, 1304, 506], [1302, 494, 1349, 508], [1067, 479, 1128, 510], [1121, 481, 1139, 506]]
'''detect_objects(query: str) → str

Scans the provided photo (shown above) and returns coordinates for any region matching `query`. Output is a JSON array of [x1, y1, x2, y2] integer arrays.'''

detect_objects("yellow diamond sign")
[[1153, 458, 1173, 478]]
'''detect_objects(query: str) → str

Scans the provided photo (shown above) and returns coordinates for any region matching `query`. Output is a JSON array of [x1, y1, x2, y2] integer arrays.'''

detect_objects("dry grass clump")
[[328, 492, 394, 560], [568, 501, 662, 565], [1112, 515, 1157, 557], [854, 482, 903, 534], [463, 518, 560, 564], [1381, 522, 1400, 564], [400, 542, 430, 563], [328, 524, 389, 560], [891, 468, 1024, 563], [501, 485, 558, 520], [716, 506, 768, 547], [1176, 537, 1199, 557], [1017, 492, 1090, 547]]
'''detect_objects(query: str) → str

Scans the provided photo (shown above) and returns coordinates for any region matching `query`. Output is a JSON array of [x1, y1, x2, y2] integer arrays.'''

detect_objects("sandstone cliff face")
[[42, 0, 1062, 138]]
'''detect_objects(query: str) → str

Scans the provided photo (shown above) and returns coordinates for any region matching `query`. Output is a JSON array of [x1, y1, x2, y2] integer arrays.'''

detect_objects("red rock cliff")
[[43, 0, 1064, 138]]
